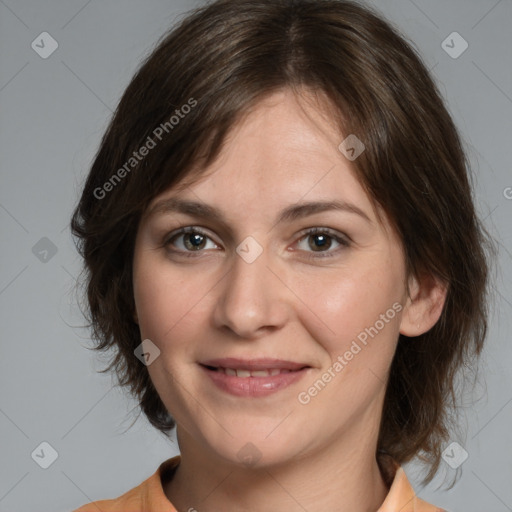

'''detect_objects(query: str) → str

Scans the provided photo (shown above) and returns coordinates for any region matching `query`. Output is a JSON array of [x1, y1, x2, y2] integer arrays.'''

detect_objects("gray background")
[[0, 0, 511, 511]]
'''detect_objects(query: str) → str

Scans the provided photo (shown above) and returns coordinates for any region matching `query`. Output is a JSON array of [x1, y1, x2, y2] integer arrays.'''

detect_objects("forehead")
[[151, 89, 376, 214], [142, 88, 397, 247]]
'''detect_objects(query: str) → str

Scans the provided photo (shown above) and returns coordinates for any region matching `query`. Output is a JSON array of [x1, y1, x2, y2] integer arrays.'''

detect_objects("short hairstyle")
[[71, 0, 495, 485]]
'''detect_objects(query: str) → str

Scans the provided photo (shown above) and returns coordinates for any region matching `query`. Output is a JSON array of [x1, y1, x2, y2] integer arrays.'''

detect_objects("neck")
[[164, 424, 390, 512]]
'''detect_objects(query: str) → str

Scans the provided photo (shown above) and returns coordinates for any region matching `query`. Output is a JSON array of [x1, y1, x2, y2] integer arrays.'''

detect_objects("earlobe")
[[399, 272, 448, 337]]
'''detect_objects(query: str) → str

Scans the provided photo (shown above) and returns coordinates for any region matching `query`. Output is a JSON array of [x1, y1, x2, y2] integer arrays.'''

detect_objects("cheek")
[[294, 268, 403, 415], [133, 255, 213, 353], [295, 259, 404, 364], [133, 252, 182, 339]]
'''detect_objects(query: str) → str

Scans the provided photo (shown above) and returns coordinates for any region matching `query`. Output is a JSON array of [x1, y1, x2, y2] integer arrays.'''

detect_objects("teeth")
[[220, 367, 292, 377], [252, 370, 271, 377]]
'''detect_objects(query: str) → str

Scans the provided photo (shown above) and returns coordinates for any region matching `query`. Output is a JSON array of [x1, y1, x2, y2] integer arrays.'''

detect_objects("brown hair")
[[71, 0, 495, 486]]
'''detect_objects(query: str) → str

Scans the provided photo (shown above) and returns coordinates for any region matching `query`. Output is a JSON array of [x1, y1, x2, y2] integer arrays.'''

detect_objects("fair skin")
[[132, 89, 447, 512]]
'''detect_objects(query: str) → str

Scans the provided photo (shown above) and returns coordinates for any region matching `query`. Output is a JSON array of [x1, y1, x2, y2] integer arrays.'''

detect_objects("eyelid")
[[294, 227, 351, 259], [296, 226, 352, 244], [163, 226, 220, 248]]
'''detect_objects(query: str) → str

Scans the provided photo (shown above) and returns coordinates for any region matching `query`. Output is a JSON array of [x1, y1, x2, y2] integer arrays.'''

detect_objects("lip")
[[199, 358, 311, 398], [200, 357, 309, 371]]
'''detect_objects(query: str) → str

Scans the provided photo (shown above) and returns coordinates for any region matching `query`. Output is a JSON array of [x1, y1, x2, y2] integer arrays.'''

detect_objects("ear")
[[399, 272, 448, 337]]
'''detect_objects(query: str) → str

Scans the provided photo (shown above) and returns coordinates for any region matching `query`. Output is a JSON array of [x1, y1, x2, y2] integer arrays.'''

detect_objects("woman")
[[71, 0, 493, 510]]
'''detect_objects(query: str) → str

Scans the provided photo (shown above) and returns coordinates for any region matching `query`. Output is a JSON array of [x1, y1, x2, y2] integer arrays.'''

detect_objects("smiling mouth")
[[201, 365, 306, 378], [199, 360, 311, 397], [199, 357, 311, 385], [200, 357, 310, 372]]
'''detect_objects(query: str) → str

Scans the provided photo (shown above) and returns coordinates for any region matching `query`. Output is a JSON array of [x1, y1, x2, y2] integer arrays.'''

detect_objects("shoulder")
[[72, 456, 180, 512], [377, 454, 448, 512]]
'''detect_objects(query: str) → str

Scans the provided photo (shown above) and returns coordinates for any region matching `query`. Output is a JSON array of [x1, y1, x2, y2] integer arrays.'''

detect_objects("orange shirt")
[[73, 455, 446, 512]]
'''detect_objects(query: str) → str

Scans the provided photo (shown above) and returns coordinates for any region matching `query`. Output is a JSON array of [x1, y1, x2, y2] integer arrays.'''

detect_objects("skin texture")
[[132, 89, 447, 512]]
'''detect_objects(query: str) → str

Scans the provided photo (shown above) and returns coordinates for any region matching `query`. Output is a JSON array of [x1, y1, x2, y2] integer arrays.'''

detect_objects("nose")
[[212, 243, 290, 340]]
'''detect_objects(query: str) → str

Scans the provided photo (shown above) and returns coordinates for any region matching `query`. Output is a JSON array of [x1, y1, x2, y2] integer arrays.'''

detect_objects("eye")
[[164, 227, 219, 255], [295, 227, 350, 258], [163, 226, 350, 259]]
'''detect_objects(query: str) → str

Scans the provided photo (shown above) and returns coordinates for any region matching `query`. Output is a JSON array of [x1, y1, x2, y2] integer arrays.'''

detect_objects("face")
[[132, 89, 413, 468]]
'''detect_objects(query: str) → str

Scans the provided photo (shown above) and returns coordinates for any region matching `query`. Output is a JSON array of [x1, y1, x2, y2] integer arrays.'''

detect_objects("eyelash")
[[163, 226, 351, 260]]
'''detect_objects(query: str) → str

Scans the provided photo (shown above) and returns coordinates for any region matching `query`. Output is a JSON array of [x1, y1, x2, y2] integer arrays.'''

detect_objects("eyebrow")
[[147, 198, 372, 226]]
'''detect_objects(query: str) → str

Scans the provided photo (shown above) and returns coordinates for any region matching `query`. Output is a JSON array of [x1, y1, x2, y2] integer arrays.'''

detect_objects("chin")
[[195, 422, 309, 470]]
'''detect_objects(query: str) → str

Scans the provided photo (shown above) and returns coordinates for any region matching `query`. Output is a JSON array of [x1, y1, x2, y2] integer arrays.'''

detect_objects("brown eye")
[[165, 227, 218, 254], [307, 232, 333, 252], [182, 232, 207, 251], [296, 228, 350, 259]]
